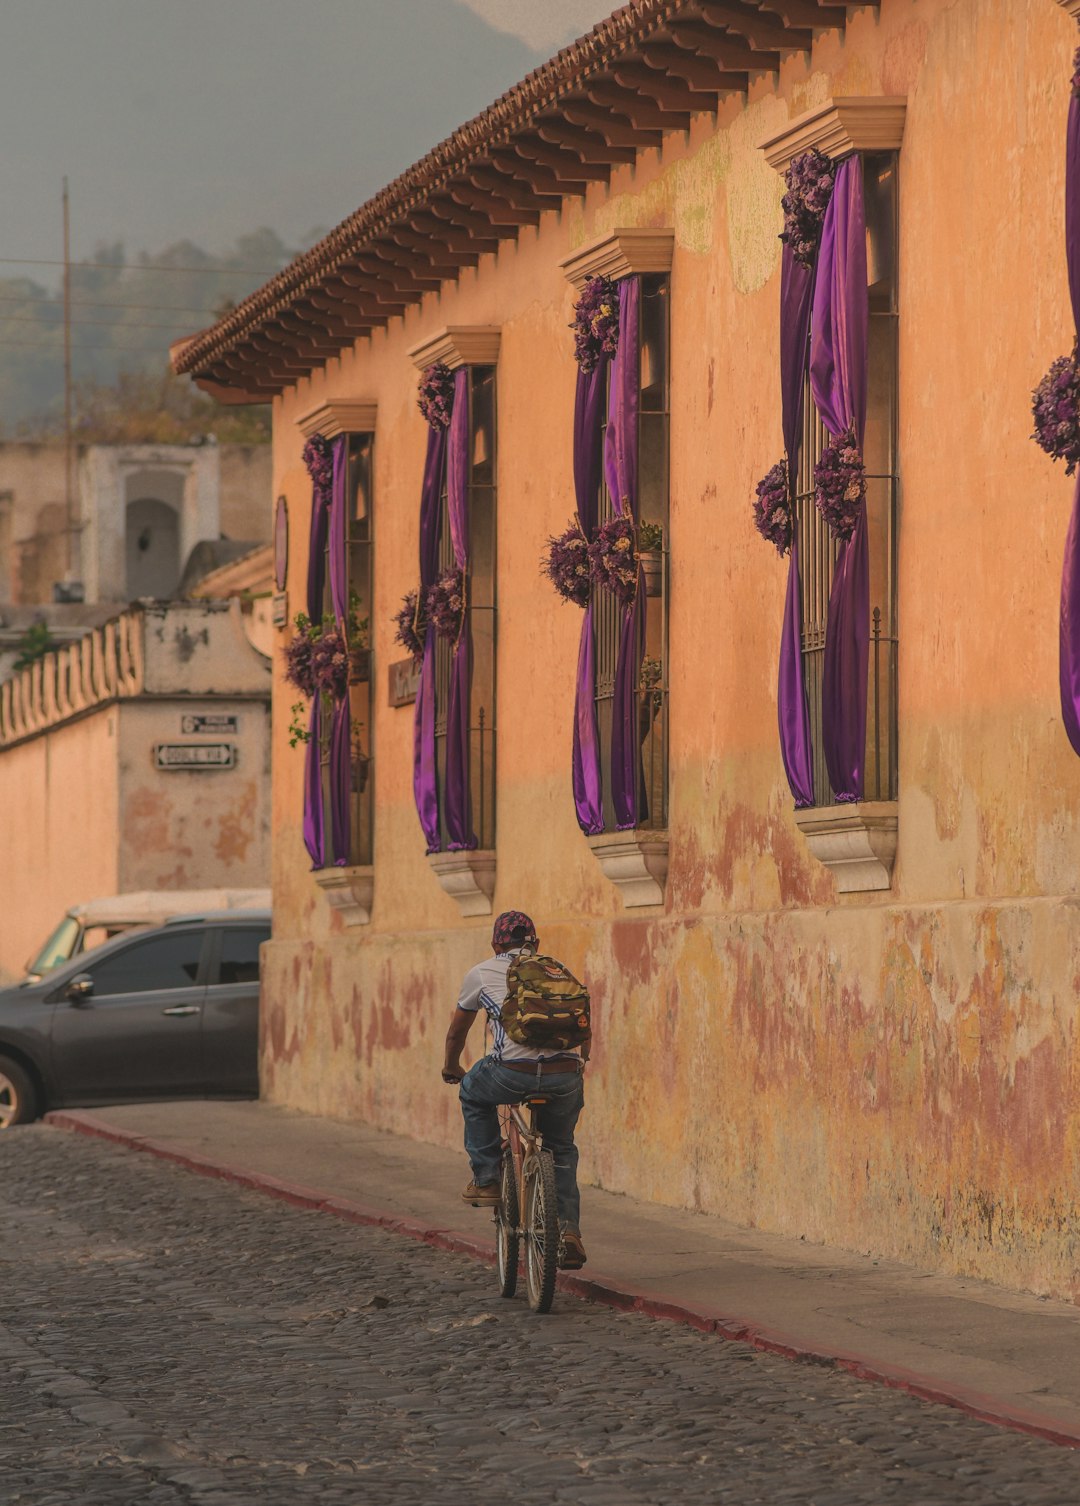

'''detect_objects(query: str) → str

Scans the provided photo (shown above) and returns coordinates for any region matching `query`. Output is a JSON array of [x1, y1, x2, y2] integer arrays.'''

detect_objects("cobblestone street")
[[1, 1127, 1078, 1506]]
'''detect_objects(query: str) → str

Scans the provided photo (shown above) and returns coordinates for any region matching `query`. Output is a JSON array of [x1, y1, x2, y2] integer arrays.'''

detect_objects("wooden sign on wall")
[[388, 658, 421, 707]]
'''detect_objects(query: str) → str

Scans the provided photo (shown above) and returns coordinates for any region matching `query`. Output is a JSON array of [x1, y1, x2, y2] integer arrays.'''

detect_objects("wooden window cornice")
[[559, 227, 674, 290], [758, 97, 907, 174], [296, 399, 377, 439], [407, 326, 501, 372]]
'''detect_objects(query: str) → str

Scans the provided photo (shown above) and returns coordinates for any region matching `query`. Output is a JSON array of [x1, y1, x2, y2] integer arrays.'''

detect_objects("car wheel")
[[0, 1056, 39, 1128]]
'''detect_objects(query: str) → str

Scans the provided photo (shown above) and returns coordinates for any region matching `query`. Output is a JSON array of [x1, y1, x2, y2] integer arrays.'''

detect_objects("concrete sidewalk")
[[44, 1099, 1080, 1451]]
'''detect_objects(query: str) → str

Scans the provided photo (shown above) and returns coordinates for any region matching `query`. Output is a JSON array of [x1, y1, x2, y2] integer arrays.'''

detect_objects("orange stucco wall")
[[261, 1, 1080, 1299]]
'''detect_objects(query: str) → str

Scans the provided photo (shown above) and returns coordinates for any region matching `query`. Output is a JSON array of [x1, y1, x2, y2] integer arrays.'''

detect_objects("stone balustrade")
[[0, 609, 145, 749]]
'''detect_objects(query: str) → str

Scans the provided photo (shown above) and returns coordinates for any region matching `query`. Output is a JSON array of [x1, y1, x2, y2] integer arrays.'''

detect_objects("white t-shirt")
[[456, 949, 581, 1065]]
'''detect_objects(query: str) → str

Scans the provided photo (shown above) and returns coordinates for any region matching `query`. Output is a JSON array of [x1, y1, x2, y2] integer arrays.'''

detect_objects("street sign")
[[180, 713, 239, 735], [388, 657, 421, 707], [155, 743, 237, 771]]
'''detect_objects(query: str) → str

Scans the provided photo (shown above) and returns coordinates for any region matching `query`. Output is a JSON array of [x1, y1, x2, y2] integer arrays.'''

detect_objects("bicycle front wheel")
[[496, 1149, 519, 1299], [523, 1149, 558, 1314]]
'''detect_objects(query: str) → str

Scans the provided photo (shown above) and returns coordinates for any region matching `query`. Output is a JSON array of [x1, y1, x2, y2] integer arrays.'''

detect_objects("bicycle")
[[494, 1095, 560, 1313]]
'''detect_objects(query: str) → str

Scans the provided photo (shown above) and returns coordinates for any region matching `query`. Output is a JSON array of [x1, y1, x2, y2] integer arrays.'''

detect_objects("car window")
[[217, 928, 267, 986], [88, 931, 204, 996], [26, 915, 81, 977]]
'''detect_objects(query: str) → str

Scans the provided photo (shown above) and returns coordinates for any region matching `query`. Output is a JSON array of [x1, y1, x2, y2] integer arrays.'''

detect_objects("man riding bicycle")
[[441, 910, 588, 1271]]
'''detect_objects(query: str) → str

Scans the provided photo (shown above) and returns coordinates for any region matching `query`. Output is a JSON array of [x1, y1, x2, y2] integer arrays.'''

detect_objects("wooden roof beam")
[[756, 0, 848, 27], [450, 180, 540, 227], [534, 119, 636, 166], [386, 226, 479, 271], [692, 0, 812, 51], [301, 290, 387, 334], [364, 241, 450, 287], [426, 196, 514, 240], [513, 137, 611, 183], [265, 313, 343, 358], [667, 20, 779, 71], [609, 62, 718, 113], [561, 103, 663, 149], [467, 164, 564, 210], [407, 210, 500, 256], [333, 260, 437, 300], [488, 147, 592, 195], [244, 334, 316, 379], [584, 80, 692, 132], [638, 43, 747, 93], [207, 357, 279, 397]]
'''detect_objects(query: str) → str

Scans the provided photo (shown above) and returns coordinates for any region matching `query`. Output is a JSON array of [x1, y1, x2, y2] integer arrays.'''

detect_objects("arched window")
[[125, 498, 180, 599]]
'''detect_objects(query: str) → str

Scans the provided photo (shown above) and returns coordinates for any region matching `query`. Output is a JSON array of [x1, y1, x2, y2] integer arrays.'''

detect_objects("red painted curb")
[[43, 1109, 1080, 1452]]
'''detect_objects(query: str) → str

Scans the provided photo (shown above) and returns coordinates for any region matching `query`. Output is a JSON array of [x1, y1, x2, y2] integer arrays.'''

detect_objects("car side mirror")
[[66, 973, 95, 1005]]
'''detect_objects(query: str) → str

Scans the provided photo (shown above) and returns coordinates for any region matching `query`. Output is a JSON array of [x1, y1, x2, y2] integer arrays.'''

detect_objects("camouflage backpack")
[[502, 953, 591, 1053]]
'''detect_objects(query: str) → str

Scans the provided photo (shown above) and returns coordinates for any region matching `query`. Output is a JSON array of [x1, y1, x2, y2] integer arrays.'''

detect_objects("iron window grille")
[[795, 153, 899, 808], [433, 366, 497, 850], [593, 273, 669, 833]]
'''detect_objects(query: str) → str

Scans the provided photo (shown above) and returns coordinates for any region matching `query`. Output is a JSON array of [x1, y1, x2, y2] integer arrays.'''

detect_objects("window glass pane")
[[88, 932, 203, 996], [218, 928, 267, 986], [27, 914, 80, 977], [471, 369, 496, 487], [639, 277, 669, 413]]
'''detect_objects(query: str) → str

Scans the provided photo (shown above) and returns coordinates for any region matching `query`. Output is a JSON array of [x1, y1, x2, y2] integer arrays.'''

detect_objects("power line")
[[0, 337, 177, 353], [0, 292, 226, 315], [0, 256, 286, 275], [0, 312, 207, 331]]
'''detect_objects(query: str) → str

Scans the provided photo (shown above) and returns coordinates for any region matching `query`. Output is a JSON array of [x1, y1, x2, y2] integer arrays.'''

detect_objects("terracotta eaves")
[[172, 0, 875, 396], [1057, 0, 1080, 18]]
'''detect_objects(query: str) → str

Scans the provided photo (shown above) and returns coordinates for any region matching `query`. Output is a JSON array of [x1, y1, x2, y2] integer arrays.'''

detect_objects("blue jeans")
[[459, 1057, 585, 1230]]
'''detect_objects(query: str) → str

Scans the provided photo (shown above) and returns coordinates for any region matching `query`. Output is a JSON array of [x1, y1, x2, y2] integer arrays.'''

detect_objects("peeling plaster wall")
[[261, 0, 1080, 1300]]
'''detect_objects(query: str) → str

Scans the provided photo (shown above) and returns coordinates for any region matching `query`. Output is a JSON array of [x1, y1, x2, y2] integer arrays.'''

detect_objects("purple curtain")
[[777, 245, 816, 808], [1061, 73, 1080, 755], [605, 276, 644, 831], [571, 361, 608, 834], [327, 435, 351, 865], [301, 444, 333, 868], [444, 367, 477, 849], [810, 156, 869, 803], [413, 422, 449, 852]]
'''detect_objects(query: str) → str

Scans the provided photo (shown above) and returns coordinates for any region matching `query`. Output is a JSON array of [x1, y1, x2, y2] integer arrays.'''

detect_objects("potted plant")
[[637, 520, 664, 597]]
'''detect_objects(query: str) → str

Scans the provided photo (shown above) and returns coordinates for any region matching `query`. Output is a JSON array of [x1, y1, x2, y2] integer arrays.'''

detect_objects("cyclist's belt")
[[498, 1057, 581, 1074]]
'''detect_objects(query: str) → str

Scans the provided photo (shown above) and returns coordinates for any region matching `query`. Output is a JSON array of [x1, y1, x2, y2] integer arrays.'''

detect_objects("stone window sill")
[[427, 849, 496, 917], [587, 830, 668, 908], [314, 864, 374, 925], [793, 802, 897, 894]]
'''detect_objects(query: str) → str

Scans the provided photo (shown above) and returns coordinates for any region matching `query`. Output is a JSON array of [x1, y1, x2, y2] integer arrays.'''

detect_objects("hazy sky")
[[1, 0, 613, 279]]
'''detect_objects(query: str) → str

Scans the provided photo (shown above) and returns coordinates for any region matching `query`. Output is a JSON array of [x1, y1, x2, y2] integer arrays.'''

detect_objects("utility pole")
[[62, 176, 74, 580]]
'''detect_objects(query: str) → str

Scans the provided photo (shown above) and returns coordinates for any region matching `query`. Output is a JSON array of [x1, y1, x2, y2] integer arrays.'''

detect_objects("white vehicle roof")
[[68, 889, 272, 927]]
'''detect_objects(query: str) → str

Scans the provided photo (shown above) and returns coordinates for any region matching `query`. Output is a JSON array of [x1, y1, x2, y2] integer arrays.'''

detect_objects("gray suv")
[[0, 911, 270, 1128]]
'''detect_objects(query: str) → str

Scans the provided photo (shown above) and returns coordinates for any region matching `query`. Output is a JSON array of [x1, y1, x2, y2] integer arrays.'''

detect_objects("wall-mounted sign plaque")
[[388, 657, 421, 708], [155, 743, 236, 771], [274, 495, 288, 590], [272, 591, 288, 627], [181, 713, 238, 735]]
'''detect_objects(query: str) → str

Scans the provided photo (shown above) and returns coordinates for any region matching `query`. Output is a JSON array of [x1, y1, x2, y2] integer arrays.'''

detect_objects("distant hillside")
[[0, 227, 311, 436]]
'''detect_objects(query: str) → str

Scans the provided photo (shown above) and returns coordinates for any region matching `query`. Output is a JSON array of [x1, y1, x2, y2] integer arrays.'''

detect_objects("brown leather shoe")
[[559, 1229, 587, 1269], [461, 1180, 500, 1207]]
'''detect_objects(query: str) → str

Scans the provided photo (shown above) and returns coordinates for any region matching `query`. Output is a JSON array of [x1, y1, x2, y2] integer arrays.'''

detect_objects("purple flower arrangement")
[[418, 363, 456, 430], [780, 149, 837, 270], [283, 613, 350, 701], [542, 521, 591, 607], [393, 588, 427, 663], [1032, 347, 1080, 475], [588, 514, 638, 604], [572, 275, 619, 372], [814, 426, 866, 542], [427, 566, 466, 642], [302, 434, 334, 496], [753, 459, 793, 556]]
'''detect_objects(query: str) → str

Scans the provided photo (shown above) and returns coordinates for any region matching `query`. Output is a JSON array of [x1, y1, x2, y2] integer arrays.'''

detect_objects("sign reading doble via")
[[155, 743, 237, 771]]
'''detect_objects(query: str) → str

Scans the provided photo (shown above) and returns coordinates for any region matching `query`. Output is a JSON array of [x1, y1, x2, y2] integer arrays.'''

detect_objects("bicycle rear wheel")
[[523, 1149, 558, 1314], [495, 1149, 519, 1299]]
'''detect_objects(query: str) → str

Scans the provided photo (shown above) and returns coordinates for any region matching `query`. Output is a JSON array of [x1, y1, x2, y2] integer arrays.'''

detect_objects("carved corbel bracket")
[[559, 227, 674, 289], [587, 830, 669, 907], [759, 97, 908, 173], [427, 849, 497, 916], [793, 802, 898, 894], [314, 864, 374, 925], [407, 327, 501, 371]]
